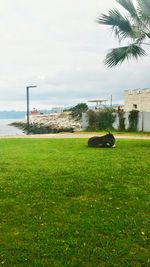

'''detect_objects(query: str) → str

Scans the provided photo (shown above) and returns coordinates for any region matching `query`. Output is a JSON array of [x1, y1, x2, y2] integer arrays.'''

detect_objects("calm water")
[[0, 119, 25, 136]]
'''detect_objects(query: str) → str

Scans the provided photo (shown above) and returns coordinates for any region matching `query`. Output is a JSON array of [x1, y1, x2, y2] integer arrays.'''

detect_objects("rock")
[[13, 112, 82, 134]]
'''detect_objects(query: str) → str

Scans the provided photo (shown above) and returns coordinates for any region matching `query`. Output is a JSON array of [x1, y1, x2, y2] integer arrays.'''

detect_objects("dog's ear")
[[107, 128, 110, 134]]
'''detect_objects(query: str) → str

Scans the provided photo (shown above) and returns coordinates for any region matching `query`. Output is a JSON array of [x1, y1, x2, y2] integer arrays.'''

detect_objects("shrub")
[[118, 111, 125, 131], [87, 109, 116, 130], [128, 110, 139, 131]]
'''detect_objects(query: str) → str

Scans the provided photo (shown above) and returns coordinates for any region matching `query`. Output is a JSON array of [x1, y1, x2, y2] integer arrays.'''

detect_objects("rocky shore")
[[11, 112, 82, 134]]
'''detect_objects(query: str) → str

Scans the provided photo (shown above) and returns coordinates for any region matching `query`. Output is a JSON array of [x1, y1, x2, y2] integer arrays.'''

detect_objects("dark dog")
[[88, 132, 116, 148]]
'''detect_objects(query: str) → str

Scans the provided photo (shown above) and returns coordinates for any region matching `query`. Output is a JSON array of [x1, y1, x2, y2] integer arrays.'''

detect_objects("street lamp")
[[26, 85, 37, 134]]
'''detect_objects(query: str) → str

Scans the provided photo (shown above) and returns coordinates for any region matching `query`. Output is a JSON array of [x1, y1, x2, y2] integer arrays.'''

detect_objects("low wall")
[[82, 111, 150, 132]]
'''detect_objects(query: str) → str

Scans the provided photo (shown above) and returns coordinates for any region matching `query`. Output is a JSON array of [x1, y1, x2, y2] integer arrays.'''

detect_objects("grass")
[[0, 138, 150, 267], [79, 130, 150, 136]]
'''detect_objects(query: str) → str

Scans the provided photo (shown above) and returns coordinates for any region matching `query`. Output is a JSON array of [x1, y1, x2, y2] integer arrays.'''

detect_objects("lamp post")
[[26, 85, 37, 134]]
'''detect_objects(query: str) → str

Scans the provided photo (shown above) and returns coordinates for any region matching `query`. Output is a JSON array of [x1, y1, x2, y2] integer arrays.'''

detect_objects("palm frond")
[[116, 0, 140, 20], [98, 9, 135, 40], [98, 8, 129, 28], [137, 0, 150, 11], [98, 0, 149, 67], [132, 25, 147, 41], [104, 44, 146, 67], [137, 0, 150, 24]]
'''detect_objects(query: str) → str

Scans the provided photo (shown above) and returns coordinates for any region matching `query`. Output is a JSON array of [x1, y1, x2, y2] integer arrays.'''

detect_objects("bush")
[[128, 110, 139, 131], [118, 111, 125, 131], [87, 110, 116, 130]]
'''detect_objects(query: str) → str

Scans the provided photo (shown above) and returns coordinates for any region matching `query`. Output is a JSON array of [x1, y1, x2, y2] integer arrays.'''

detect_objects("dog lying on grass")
[[88, 132, 116, 148]]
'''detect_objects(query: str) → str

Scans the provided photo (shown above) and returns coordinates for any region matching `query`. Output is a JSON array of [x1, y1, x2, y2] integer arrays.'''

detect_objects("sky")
[[0, 0, 150, 111]]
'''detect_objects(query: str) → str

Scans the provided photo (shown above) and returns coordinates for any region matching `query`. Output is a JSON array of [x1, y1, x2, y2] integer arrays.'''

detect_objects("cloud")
[[0, 0, 149, 110]]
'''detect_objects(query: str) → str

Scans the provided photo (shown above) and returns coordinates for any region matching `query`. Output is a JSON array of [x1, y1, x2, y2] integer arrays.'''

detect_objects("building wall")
[[124, 89, 150, 112]]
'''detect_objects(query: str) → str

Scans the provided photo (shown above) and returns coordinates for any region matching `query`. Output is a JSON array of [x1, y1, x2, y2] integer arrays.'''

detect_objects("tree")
[[98, 0, 150, 67], [69, 103, 88, 118]]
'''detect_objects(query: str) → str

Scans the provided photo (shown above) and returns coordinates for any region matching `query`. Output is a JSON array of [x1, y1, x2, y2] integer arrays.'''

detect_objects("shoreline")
[[10, 112, 81, 134]]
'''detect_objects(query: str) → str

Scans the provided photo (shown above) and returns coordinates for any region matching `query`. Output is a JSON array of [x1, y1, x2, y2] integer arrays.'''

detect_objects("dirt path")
[[1, 133, 150, 140]]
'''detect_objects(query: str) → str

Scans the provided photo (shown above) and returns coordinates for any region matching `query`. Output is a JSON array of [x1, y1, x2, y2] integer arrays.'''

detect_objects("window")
[[133, 104, 137, 109]]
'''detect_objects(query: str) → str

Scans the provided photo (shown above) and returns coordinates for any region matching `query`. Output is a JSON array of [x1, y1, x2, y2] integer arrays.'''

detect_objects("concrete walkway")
[[1, 133, 150, 140]]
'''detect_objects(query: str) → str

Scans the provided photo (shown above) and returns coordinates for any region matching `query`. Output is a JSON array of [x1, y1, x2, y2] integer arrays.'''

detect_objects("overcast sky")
[[0, 0, 150, 110]]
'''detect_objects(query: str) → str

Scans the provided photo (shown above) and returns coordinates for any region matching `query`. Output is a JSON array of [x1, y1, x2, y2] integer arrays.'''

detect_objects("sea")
[[0, 111, 26, 137]]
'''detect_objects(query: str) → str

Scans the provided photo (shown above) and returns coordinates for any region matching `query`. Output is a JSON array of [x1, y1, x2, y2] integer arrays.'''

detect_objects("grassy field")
[[0, 138, 150, 267]]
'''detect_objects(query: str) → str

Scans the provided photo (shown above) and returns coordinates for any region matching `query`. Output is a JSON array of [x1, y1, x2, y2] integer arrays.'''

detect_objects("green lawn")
[[0, 138, 150, 267]]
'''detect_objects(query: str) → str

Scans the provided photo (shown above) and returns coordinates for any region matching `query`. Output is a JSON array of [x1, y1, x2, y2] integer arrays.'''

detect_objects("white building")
[[124, 88, 150, 112]]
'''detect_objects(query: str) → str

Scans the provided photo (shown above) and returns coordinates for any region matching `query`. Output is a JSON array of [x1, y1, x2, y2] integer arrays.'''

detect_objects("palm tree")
[[98, 0, 150, 67]]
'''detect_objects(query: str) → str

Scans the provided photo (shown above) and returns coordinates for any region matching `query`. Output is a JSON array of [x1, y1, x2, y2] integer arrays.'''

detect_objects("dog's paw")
[[112, 144, 116, 148]]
